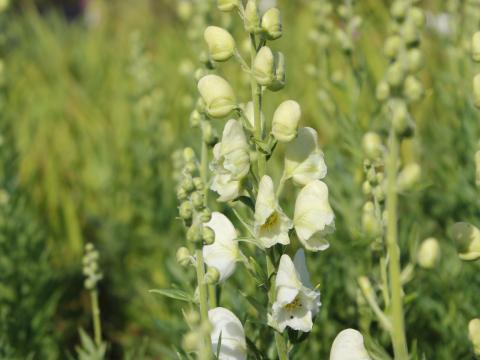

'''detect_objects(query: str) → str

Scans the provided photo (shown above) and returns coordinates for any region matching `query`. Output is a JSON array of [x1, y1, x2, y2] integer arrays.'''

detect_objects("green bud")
[[404, 75, 423, 102], [268, 51, 286, 92], [402, 20, 420, 46], [362, 181, 372, 195], [193, 177, 205, 191], [176, 247, 191, 266], [189, 110, 201, 128], [253, 46, 275, 86], [373, 185, 385, 202], [180, 175, 195, 193], [386, 61, 405, 87], [376, 81, 391, 101], [217, 0, 238, 12], [183, 147, 196, 162], [397, 162, 421, 191], [244, 1, 259, 33], [85, 243, 94, 252], [205, 266, 221, 284], [407, 48, 423, 73], [204, 26, 236, 62], [182, 331, 200, 352], [362, 202, 382, 237], [84, 278, 95, 290], [383, 35, 403, 60], [417, 237, 440, 269], [451, 222, 480, 261], [198, 75, 237, 118], [391, 100, 414, 137], [472, 32, 480, 62], [336, 29, 353, 54], [271, 100, 301, 142], [390, 0, 408, 21], [179, 201, 194, 221], [261, 7, 282, 40], [184, 161, 197, 174], [187, 224, 203, 243], [469, 319, 480, 355], [199, 208, 212, 223], [202, 121, 219, 147], [366, 168, 377, 183], [176, 187, 188, 201], [408, 7, 425, 29], [191, 191, 205, 209], [474, 73, 480, 108], [362, 132, 383, 160], [337, 4, 351, 20], [202, 226, 215, 245]]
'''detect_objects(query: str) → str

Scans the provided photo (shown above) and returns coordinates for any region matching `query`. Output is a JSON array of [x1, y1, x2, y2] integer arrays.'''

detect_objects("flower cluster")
[[82, 243, 103, 291]]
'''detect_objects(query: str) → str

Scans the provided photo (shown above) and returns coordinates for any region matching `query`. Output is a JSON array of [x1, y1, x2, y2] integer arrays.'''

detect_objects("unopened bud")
[[180, 175, 195, 193], [271, 100, 301, 142], [191, 191, 205, 209], [397, 162, 421, 191], [383, 35, 403, 60], [182, 331, 200, 352], [362, 132, 383, 160], [202, 226, 215, 245], [244, 0, 259, 33], [402, 20, 420, 46], [417, 237, 440, 269], [386, 61, 405, 87], [391, 0, 408, 21], [204, 26, 236, 62], [362, 202, 382, 237], [373, 185, 385, 202], [407, 48, 423, 73], [376, 81, 390, 101], [176, 247, 191, 266], [183, 147, 196, 163], [473, 32, 480, 62], [408, 7, 425, 29], [205, 266, 221, 284], [189, 110, 201, 128], [198, 75, 237, 118], [187, 224, 203, 243], [199, 208, 212, 223], [451, 222, 480, 261], [202, 121, 219, 147], [253, 46, 275, 86], [404, 75, 423, 102], [391, 100, 414, 137], [469, 318, 480, 355], [179, 201, 194, 221], [362, 181, 372, 195], [261, 7, 282, 40], [193, 177, 204, 191], [217, 0, 238, 12]]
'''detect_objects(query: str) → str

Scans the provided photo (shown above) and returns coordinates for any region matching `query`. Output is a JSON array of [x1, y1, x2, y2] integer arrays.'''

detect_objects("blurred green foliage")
[[1, 0, 480, 358]]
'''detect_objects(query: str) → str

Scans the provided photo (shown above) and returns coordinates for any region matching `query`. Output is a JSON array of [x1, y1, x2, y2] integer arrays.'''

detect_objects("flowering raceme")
[[208, 307, 247, 360], [330, 329, 371, 360]]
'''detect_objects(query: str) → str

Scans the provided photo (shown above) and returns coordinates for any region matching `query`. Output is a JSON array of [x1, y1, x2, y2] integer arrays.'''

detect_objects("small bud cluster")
[[181, 309, 212, 353], [82, 243, 103, 291]]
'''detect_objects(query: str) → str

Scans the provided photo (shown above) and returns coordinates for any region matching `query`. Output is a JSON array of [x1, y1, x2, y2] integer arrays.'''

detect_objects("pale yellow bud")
[[205, 266, 221, 284], [451, 222, 480, 261], [197, 75, 237, 118], [391, 100, 414, 137], [176, 1, 192, 21], [473, 32, 480, 62], [261, 7, 282, 40], [404, 75, 423, 102], [391, 1, 408, 21], [217, 0, 239, 12], [402, 20, 420, 46], [384, 35, 403, 60], [376, 81, 391, 101], [176, 247, 191, 267], [474, 73, 480, 108], [271, 100, 301, 142], [182, 331, 200, 352], [362, 132, 383, 160], [407, 48, 423, 73], [469, 318, 480, 355], [386, 61, 405, 87], [397, 162, 421, 191], [253, 46, 275, 86], [417, 237, 440, 269], [408, 7, 425, 29], [204, 26, 236, 62], [244, 0, 259, 33]]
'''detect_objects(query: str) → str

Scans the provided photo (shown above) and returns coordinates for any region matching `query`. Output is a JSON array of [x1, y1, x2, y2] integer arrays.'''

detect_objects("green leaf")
[[149, 288, 193, 302]]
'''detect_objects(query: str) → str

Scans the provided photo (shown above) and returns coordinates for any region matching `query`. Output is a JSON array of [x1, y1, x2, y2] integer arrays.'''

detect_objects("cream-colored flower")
[[204, 26, 236, 62], [271, 100, 301, 143], [254, 175, 293, 248], [198, 75, 237, 118], [203, 212, 240, 282], [294, 180, 335, 251], [269, 250, 320, 332], [210, 119, 250, 201], [209, 307, 247, 360], [285, 127, 327, 186], [330, 329, 371, 360]]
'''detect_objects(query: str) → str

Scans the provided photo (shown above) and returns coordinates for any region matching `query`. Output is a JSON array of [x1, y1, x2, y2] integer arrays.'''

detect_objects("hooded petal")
[[254, 175, 276, 225], [209, 307, 247, 360], [285, 127, 327, 186], [330, 329, 371, 360], [276, 254, 302, 292], [211, 173, 242, 202], [220, 120, 250, 179], [203, 212, 240, 282], [294, 180, 335, 251], [293, 249, 312, 288]]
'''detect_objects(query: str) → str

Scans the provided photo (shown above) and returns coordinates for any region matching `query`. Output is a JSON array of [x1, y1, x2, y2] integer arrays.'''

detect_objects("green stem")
[[90, 290, 102, 347], [385, 129, 408, 360], [195, 248, 213, 360]]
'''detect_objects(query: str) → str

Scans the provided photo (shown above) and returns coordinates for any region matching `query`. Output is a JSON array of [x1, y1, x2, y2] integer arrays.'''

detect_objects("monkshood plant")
[[152, 0, 372, 358]]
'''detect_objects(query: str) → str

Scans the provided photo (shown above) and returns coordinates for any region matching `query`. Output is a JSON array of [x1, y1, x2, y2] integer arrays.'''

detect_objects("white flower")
[[284, 127, 327, 186], [254, 175, 293, 248], [203, 212, 240, 282], [271, 100, 301, 143], [269, 250, 320, 332], [204, 26, 236, 62], [330, 329, 371, 360], [294, 180, 334, 251], [210, 119, 250, 201], [209, 307, 247, 360]]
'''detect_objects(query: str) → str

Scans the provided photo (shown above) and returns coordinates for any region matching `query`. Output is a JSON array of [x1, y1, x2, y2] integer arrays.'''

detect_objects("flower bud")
[[205, 266, 221, 284], [182, 331, 200, 352], [272, 100, 301, 142], [261, 7, 282, 40], [202, 226, 215, 245], [474, 73, 480, 108], [472, 32, 480, 62], [336, 29, 353, 54], [397, 162, 421, 191], [191, 191, 205, 209], [183, 147, 196, 163], [204, 26, 236, 62], [417, 237, 440, 269], [268, 51, 286, 92], [391, 100, 414, 137], [362, 181, 372, 195], [180, 175, 195, 193], [376, 81, 390, 101], [407, 48, 423, 73], [199, 208, 212, 223], [189, 110, 201, 128], [362, 132, 383, 160], [402, 20, 420, 46], [408, 7, 425, 29], [176, 187, 188, 201], [390, 0, 408, 21], [362, 202, 382, 237], [176, 247, 191, 266], [244, 1, 259, 33], [202, 121, 219, 147], [217, 0, 238, 12], [253, 46, 275, 86], [386, 61, 405, 87], [383, 35, 403, 60], [469, 318, 480, 355], [187, 223, 203, 243], [451, 222, 480, 261], [193, 177, 205, 191], [198, 75, 237, 118], [404, 75, 423, 102], [179, 201, 194, 221]]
